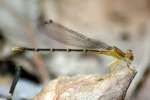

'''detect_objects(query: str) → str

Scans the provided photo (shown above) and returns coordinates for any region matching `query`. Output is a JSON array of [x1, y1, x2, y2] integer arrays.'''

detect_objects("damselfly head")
[[125, 49, 134, 61]]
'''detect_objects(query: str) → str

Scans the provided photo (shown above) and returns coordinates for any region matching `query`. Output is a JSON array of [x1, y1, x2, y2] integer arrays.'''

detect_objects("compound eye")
[[126, 49, 134, 61], [129, 54, 134, 61]]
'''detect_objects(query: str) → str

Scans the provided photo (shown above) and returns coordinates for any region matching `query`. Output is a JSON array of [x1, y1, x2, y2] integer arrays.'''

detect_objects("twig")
[[9, 66, 22, 95], [0, 65, 32, 100]]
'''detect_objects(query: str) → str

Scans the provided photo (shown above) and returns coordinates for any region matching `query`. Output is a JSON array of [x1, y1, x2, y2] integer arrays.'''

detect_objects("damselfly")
[[12, 20, 134, 66]]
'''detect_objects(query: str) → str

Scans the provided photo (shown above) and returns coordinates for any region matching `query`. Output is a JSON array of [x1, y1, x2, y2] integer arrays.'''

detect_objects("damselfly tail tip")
[[11, 47, 25, 54]]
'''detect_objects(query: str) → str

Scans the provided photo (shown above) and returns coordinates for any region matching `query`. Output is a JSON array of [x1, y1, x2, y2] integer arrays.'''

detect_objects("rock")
[[33, 62, 136, 100]]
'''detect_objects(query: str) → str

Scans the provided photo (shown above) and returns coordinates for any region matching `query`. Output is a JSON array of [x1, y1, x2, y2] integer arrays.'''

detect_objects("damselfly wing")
[[43, 20, 111, 49]]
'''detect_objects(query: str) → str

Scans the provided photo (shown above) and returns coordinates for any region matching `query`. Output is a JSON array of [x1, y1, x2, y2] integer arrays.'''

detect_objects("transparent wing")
[[43, 20, 111, 49]]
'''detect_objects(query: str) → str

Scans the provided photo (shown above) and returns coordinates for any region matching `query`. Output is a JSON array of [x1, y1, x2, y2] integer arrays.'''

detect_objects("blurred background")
[[0, 0, 150, 100]]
